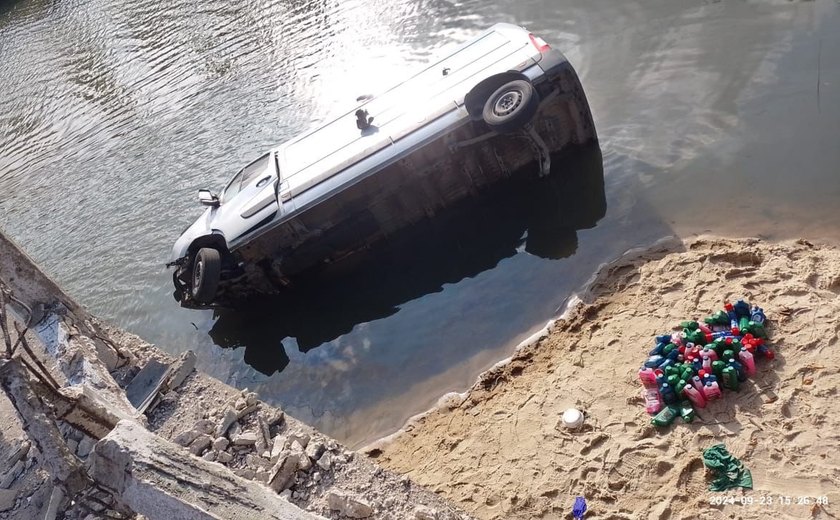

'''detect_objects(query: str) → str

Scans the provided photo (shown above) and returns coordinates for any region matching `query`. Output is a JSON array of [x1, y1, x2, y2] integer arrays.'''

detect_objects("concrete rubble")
[[0, 229, 471, 519]]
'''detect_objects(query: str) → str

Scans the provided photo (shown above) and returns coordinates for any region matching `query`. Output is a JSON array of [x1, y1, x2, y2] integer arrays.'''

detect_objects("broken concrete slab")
[[326, 489, 374, 518], [126, 359, 170, 412], [90, 420, 322, 520], [165, 351, 196, 391], [268, 451, 300, 492], [0, 488, 16, 512]]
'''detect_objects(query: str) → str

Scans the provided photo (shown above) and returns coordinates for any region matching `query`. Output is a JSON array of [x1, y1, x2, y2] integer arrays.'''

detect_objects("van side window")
[[222, 153, 271, 203]]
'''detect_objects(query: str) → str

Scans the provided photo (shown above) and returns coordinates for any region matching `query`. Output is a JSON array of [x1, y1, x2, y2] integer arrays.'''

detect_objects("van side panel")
[[235, 61, 596, 291]]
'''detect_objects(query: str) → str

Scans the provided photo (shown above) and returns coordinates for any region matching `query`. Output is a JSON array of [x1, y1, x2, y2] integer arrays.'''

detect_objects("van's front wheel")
[[191, 248, 221, 304], [482, 80, 540, 134]]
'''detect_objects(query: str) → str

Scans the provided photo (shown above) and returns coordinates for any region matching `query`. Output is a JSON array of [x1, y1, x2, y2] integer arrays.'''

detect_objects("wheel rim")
[[192, 258, 203, 291], [493, 90, 523, 117]]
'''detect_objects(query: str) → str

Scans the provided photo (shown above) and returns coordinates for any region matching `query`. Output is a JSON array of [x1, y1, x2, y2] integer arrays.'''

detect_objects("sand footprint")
[[580, 433, 609, 456]]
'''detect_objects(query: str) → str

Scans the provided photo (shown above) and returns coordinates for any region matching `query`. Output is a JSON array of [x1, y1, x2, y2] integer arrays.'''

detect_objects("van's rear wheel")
[[482, 80, 540, 134], [191, 248, 221, 304]]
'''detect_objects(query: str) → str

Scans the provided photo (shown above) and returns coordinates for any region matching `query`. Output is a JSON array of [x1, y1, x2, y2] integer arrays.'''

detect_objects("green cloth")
[[703, 444, 753, 491]]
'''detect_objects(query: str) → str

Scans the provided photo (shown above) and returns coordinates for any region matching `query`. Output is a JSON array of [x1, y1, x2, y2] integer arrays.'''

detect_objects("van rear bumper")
[[537, 48, 571, 75]]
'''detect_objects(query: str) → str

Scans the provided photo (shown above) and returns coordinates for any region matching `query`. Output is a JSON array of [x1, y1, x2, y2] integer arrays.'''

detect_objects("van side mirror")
[[198, 189, 220, 207]]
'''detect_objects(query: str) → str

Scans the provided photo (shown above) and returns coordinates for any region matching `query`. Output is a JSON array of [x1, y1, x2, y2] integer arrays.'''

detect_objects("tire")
[[481, 80, 540, 134], [191, 248, 221, 305]]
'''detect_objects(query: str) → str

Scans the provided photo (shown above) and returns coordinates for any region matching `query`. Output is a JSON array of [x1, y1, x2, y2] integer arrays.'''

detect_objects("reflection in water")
[[209, 144, 605, 375]]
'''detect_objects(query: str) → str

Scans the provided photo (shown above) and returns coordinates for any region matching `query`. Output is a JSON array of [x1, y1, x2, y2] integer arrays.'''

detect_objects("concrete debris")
[[5, 440, 30, 466], [0, 488, 16, 512], [77, 436, 95, 458], [0, 461, 23, 489], [287, 430, 311, 449], [188, 434, 212, 455], [245, 453, 272, 471], [305, 440, 325, 461], [316, 451, 333, 471], [236, 403, 259, 420], [194, 419, 215, 435], [271, 434, 288, 461], [174, 429, 199, 447], [90, 420, 318, 519], [233, 432, 258, 446], [212, 436, 229, 452], [245, 391, 258, 406], [234, 468, 256, 480], [258, 415, 271, 447], [291, 441, 312, 471], [268, 451, 300, 492], [165, 350, 196, 390], [215, 408, 237, 437], [264, 408, 285, 428], [216, 451, 233, 464], [125, 359, 169, 412], [1, 228, 471, 520], [414, 505, 440, 520], [326, 489, 374, 518]]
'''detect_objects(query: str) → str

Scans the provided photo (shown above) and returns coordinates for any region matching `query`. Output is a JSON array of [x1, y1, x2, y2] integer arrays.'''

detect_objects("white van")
[[168, 23, 598, 307]]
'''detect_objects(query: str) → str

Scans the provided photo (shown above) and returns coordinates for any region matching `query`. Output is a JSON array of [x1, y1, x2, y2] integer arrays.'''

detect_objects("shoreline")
[[366, 235, 840, 519], [361, 235, 684, 453]]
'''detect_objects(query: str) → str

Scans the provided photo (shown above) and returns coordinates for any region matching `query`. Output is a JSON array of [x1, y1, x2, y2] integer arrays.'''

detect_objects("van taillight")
[[529, 33, 550, 53]]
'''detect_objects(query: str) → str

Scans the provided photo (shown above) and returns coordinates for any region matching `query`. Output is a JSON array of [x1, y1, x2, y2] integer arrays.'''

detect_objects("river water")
[[1, 0, 838, 447]]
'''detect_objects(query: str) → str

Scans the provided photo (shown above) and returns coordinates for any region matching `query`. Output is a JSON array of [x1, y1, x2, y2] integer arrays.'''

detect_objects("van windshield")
[[222, 153, 271, 203]]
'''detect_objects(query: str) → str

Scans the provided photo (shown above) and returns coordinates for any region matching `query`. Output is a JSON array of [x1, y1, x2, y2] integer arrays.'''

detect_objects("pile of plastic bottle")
[[639, 299, 772, 427]]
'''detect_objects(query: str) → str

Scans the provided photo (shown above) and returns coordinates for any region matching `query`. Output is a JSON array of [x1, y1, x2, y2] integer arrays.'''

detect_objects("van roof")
[[279, 23, 537, 199]]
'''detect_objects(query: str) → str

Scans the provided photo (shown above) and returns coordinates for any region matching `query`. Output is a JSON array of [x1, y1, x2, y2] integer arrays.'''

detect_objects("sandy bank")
[[368, 236, 840, 519]]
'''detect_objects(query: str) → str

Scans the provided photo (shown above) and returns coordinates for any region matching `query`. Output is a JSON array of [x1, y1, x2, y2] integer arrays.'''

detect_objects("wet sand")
[[368, 236, 840, 519]]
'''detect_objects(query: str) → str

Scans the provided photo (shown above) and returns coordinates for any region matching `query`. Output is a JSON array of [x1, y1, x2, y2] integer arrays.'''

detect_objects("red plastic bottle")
[[738, 348, 756, 377], [638, 367, 658, 387], [643, 388, 663, 415], [704, 380, 722, 400], [683, 384, 707, 408]]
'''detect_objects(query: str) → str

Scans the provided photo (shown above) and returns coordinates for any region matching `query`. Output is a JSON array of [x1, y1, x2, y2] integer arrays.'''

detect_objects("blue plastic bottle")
[[728, 358, 747, 382], [750, 306, 766, 324], [644, 355, 664, 368], [659, 383, 677, 405], [734, 299, 751, 317]]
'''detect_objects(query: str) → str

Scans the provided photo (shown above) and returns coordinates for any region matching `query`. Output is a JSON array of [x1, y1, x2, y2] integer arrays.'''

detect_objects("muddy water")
[[1, 0, 838, 447]]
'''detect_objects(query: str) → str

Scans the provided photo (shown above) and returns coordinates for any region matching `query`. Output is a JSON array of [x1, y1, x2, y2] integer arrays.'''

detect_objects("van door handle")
[[256, 176, 272, 188]]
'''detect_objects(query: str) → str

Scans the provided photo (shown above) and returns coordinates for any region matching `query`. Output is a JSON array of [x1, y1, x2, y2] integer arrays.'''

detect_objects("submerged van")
[[168, 23, 598, 308]]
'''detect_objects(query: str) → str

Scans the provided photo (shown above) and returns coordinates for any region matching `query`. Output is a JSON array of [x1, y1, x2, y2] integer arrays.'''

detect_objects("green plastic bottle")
[[667, 374, 680, 388], [721, 366, 739, 391], [705, 310, 729, 325], [738, 316, 750, 332], [680, 365, 695, 381], [748, 320, 766, 338], [677, 379, 687, 398], [712, 360, 726, 378], [651, 405, 679, 427], [681, 320, 699, 331], [686, 330, 705, 345], [722, 349, 734, 361], [662, 343, 677, 356], [679, 400, 695, 423]]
